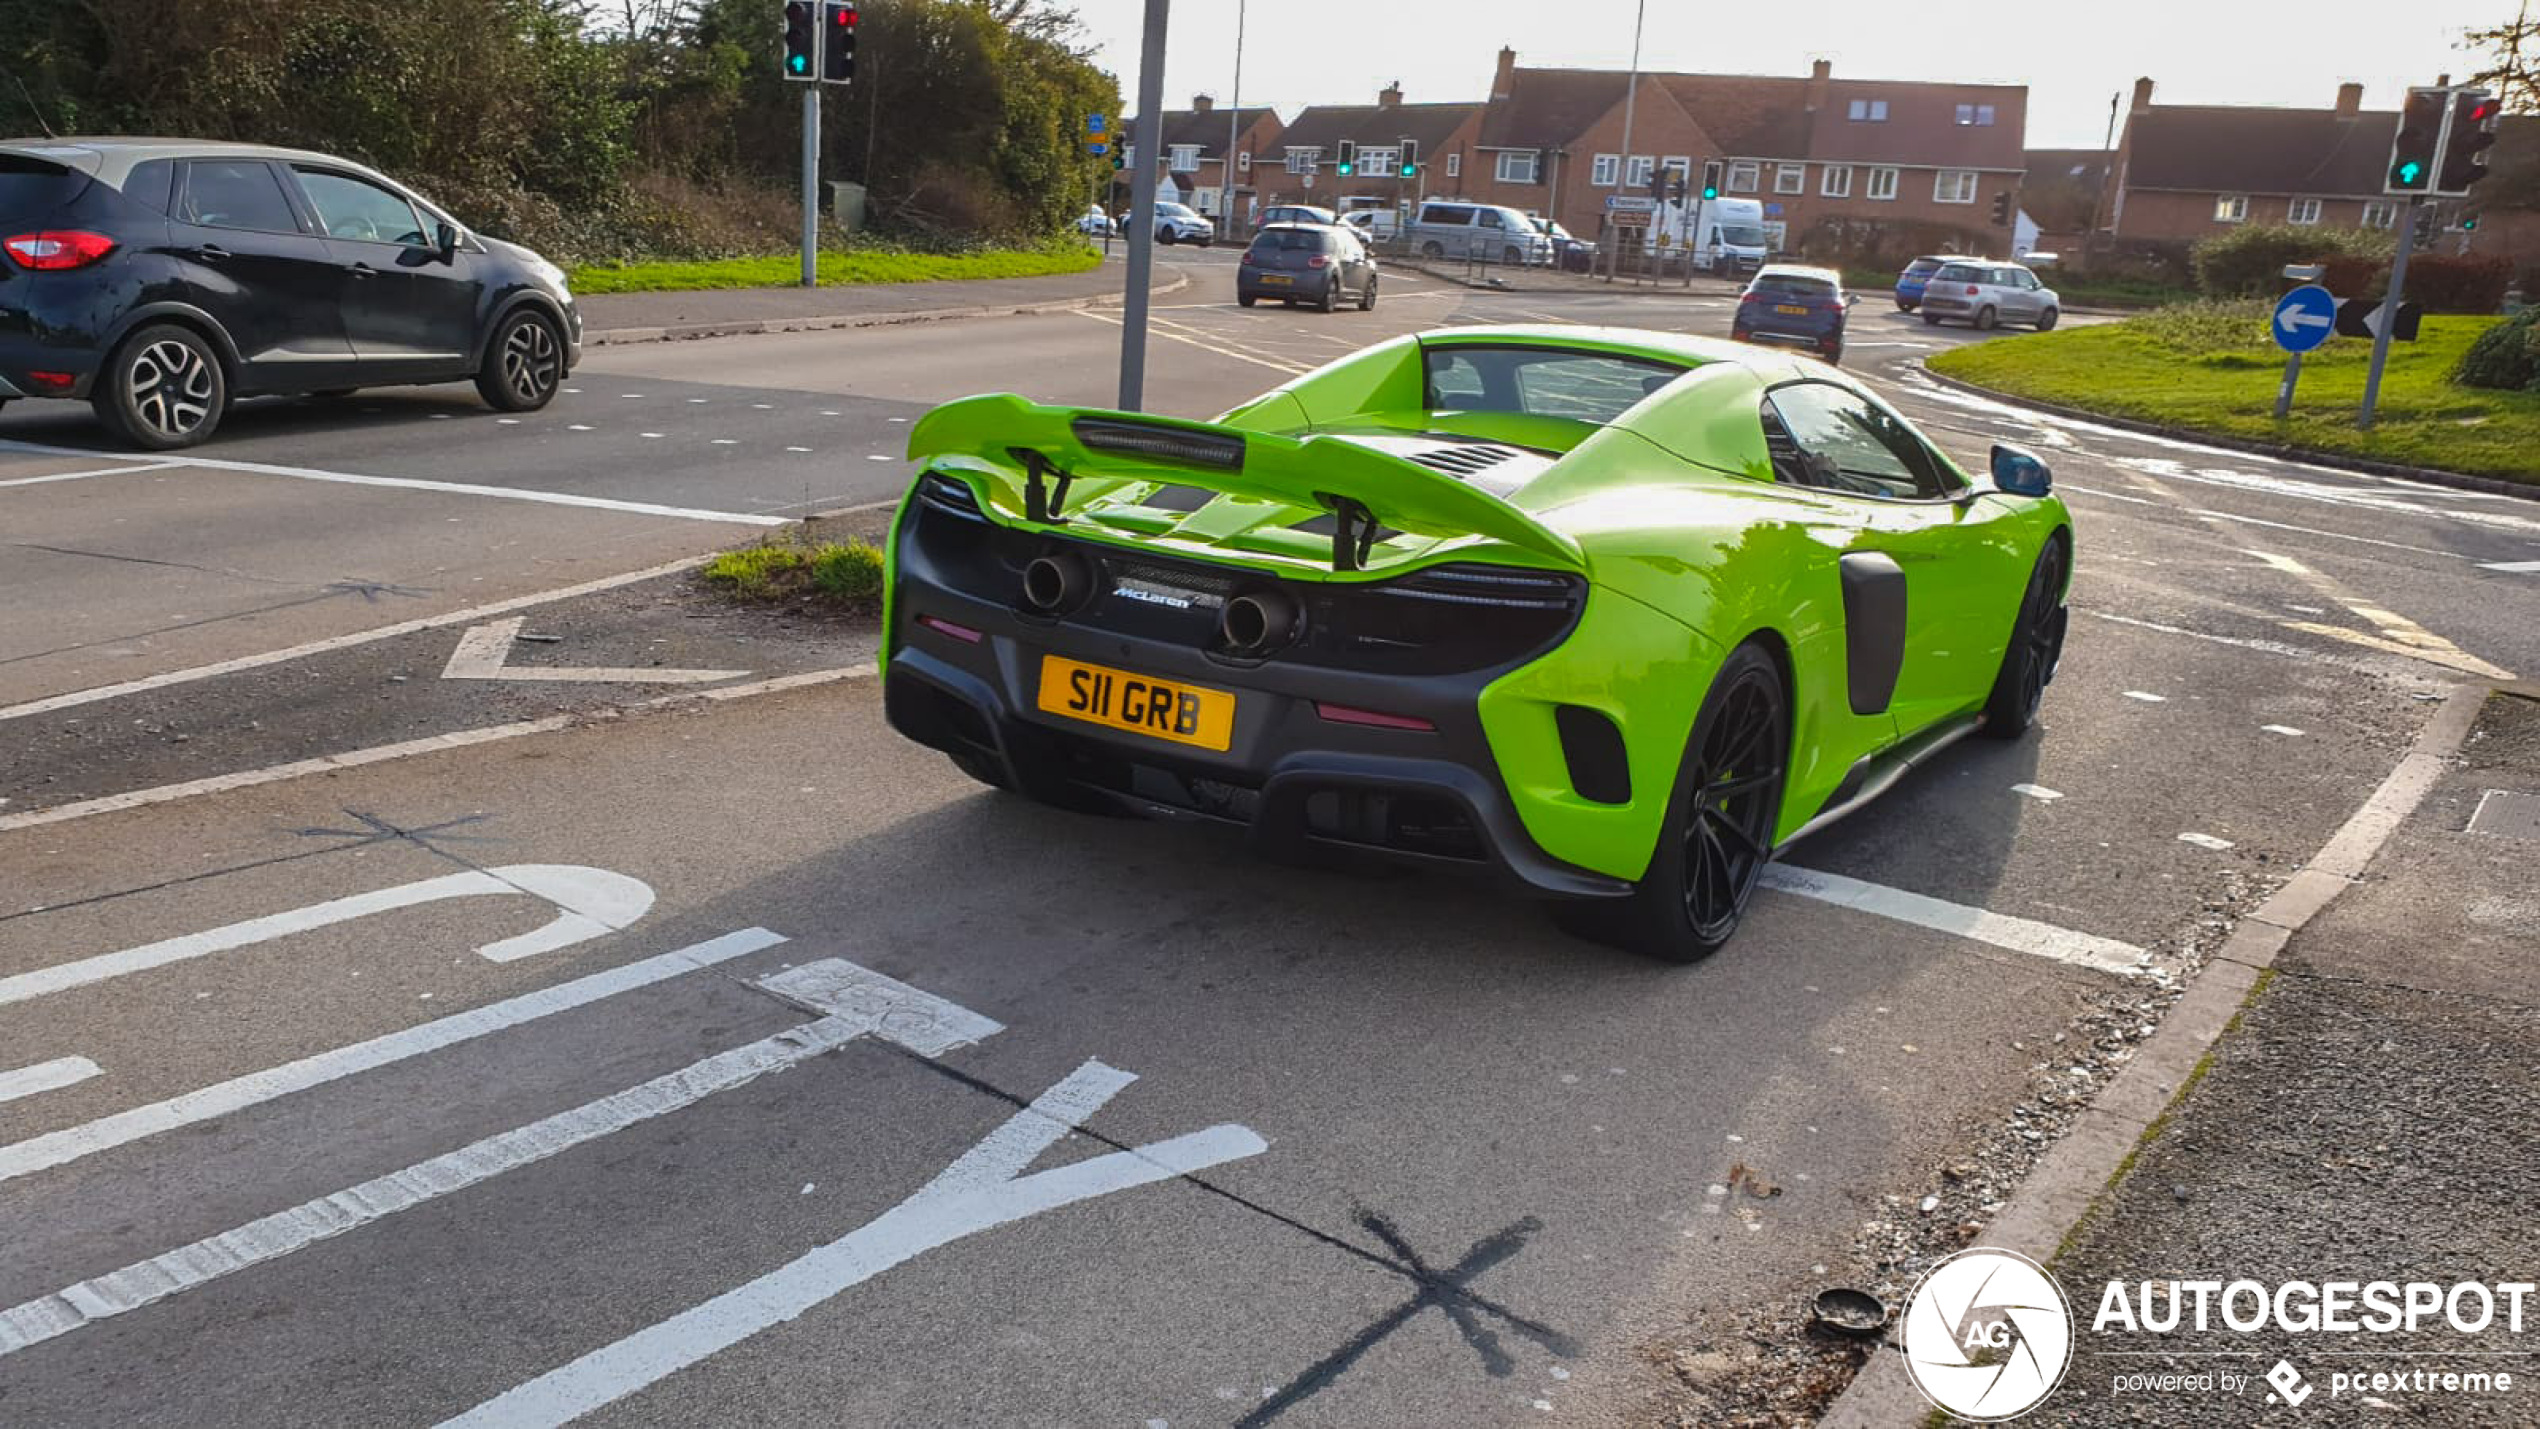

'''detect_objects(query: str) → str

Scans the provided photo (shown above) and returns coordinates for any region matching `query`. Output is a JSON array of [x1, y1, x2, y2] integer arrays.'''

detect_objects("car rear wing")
[[905, 392, 1584, 573]]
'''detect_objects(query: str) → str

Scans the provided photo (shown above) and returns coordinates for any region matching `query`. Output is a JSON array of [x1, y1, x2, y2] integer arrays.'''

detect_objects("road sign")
[[2271, 285, 2336, 353], [1087, 142, 1108, 155], [1608, 209, 1652, 229], [2335, 297, 2422, 342], [1088, 114, 1107, 132], [1605, 195, 1658, 213]]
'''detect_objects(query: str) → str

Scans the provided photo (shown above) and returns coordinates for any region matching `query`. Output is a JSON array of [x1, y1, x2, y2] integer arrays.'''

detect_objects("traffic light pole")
[[1117, 0, 1168, 411], [801, 86, 821, 288], [2358, 195, 2416, 430]]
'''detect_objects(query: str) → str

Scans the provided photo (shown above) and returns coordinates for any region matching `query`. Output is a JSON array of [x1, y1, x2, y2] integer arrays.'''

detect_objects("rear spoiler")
[[906, 393, 1583, 573]]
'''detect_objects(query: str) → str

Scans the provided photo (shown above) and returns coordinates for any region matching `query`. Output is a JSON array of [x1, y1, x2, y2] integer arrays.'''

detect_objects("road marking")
[[2278, 622, 2516, 680], [2056, 483, 2464, 560], [442, 616, 749, 685], [0, 957, 998, 1359], [2010, 784, 2064, 801], [1760, 865, 2144, 976], [2480, 560, 2540, 573], [2263, 724, 2306, 737], [0, 927, 783, 1186], [0, 865, 654, 1010], [0, 1057, 101, 1105], [0, 438, 786, 527], [2121, 691, 2167, 703], [0, 667, 870, 833], [0, 555, 721, 725], [2113, 456, 2540, 540], [443, 1059, 1267, 1427], [0, 460, 181, 489], [2177, 832, 2235, 851], [1071, 308, 1312, 375], [2076, 609, 2428, 674]]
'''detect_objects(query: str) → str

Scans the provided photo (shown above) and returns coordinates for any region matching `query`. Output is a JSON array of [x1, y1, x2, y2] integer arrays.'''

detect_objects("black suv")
[[1, 138, 580, 449]]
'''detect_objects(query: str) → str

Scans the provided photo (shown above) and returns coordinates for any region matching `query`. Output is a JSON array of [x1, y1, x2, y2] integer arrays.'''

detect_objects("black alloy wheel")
[[1981, 538, 2070, 739], [477, 310, 562, 413], [94, 324, 227, 451]]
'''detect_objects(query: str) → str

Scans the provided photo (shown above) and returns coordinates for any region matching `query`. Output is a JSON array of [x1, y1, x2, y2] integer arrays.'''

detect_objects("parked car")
[[1074, 206, 1115, 237], [1732, 264, 1854, 363], [1237, 222, 1377, 311], [1892, 254, 1963, 312], [1145, 201, 1215, 246], [0, 137, 579, 450], [1919, 260, 2059, 331], [1338, 208, 1399, 242], [1259, 204, 1338, 228], [1404, 200, 1553, 265], [1533, 216, 1592, 272]]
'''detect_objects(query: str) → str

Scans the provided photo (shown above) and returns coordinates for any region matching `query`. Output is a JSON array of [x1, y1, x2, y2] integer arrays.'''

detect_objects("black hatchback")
[[0, 138, 581, 449]]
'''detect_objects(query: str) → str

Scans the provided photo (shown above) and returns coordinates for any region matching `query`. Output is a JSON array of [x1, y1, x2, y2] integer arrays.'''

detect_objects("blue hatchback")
[[1893, 254, 1958, 312], [1732, 264, 1853, 364]]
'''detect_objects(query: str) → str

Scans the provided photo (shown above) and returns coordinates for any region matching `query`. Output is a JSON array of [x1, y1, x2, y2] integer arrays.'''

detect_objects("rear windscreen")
[[1936, 263, 1984, 282], [0, 155, 89, 222], [1904, 260, 1944, 275], [1752, 275, 1835, 299], [1251, 229, 1330, 253]]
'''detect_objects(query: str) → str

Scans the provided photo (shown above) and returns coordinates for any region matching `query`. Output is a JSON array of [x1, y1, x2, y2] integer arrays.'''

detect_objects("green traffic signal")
[[1337, 162, 1353, 175], [2395, 160, 2422, 184], [1399, 162, 1415, 177], [1701, 184, 1718, 200]]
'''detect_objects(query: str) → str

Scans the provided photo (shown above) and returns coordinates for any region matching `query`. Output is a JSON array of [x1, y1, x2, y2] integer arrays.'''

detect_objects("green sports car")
[[883, 326, 2071, 961]]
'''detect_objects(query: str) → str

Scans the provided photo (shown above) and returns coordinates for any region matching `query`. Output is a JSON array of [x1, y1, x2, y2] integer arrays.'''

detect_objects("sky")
[[1066, 0, 2514, 149]]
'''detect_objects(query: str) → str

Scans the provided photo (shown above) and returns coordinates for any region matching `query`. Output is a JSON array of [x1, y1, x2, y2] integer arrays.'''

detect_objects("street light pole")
[[1603, 0, 1646, 282], [1222, 0, 1245, 234], [1118, 0, 1168, 411]]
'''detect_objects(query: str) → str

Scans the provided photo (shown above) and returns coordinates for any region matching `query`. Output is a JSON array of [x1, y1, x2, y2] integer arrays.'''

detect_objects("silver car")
[[1918, 260, 2059, 331], [1128, 201, 1215, 246]]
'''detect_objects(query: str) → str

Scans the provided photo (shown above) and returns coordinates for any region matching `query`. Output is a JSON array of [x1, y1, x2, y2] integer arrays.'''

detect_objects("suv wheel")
[[1420, 241, 1445, 259], [1974, 305, 1999, 331], [2036, 306, 2059, 331], [94, 324, 227, 451], [1359, 274, 1378, 311], [477, 309, 563, 413]]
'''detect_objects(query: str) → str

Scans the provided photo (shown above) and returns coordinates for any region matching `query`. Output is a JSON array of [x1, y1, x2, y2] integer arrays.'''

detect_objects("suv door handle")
[[345, 262, 376, 279], [194, 244, 230, 263]]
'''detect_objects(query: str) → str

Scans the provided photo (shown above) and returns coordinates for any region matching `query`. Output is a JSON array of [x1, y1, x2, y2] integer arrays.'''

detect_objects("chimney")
[[1805, 58, 1831, 113], [1379, 81, 1402, 109], [1492, 47, 1518, 102], [1192, 93, 1214, 114], [2131, 76, 2155, 112], [2335, 82, 2363, 117]]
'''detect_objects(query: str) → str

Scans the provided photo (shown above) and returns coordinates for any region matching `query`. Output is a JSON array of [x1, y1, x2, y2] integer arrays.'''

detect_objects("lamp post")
[[1603, 0, 1646, 281], [1221, 0, 1246, 234]]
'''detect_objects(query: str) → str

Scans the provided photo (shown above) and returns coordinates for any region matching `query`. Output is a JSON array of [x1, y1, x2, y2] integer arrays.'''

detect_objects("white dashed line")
[[2011, 783, 2064, 801], [2177, 832, 2236, 851], [495, 418, 520, 425], [2480, 560, 2540, 573], [786, 446, 812, 453], [567, 424, 595, 432], [2262, 724, 2306, 737], [0, 460, 182, 489], [2122, 691, 2167, 703], [712, 438, 738, 445], [1760, 865, 2145, 975], [0, 1057, 102, 1105]]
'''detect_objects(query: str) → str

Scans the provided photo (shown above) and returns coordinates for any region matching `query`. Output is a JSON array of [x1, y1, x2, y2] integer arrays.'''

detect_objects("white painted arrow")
[[441, 617, 749, 685]]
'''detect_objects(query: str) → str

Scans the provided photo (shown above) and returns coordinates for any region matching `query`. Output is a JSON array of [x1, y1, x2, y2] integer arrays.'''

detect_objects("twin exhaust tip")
[[1022, 553, 1298, 653]]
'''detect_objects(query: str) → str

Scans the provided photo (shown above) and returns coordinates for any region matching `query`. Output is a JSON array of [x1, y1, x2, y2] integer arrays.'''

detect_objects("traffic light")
[[781, 0, 817, 80], [1989, 190, 2012, 226], [1647, 165, 1666, 201], [820, 2, 856, 83], [1700, 160, 1722, 202], [1398, 140, 1418, 177], [1335, 140, 1356, 177], [1669, 169, 1688, 202], [2388, 87, 2444, 193], [2461, 211, 2481, 232], [1111, 151, 1125, 171], [2411, 200, 2442, 248], [2436, 89, 2499, 195]]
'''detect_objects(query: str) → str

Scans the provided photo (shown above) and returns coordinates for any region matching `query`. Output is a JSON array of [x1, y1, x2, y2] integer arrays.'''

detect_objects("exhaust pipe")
[[1220, 590, 1300, 653], [1021, 552, 1094, 614]]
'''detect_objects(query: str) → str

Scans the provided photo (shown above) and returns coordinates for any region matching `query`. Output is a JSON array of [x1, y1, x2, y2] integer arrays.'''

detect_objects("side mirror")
[[1991, 443, 2052, 498], [435, 222, 460, 263], [1845, 293, 1859, 308]]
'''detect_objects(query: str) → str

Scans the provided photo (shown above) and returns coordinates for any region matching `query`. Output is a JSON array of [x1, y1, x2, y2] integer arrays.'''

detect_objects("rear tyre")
[[2036, 306, 2059, 331], [1921, 312, 1942, 326], [1502, 245, 1523, 265], [93, 323, 227, 451], [1359, 275, 1378, 311], [1238, 292, 1257, 308], [1561, 643, 1789, 963], [1158, 229, 1177, 245], [476, 309, 563, 413], [1420, 241, 1445, 259], [1317, 275, 1339, 313], [1974, 305, 1999, 331], [1980, 538, 2070, 741], [1897, 300, 1916, 312]]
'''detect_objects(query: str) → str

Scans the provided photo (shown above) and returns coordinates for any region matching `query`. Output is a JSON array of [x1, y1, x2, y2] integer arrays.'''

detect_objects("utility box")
[[829, 181, 867, 233]]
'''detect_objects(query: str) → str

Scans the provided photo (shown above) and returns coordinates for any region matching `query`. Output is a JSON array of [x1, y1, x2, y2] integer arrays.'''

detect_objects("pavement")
[[3, 260, 2538, 1428], [576, 251, 1191, 341]]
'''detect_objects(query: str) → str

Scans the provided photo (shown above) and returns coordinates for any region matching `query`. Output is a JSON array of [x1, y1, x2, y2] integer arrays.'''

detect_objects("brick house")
[[1113, 95, 1283, 222], [1465, 49, 2027, 257], [1264, 86, 1483, 221], [2024, 148, 2115, 253], [2099, 78, 2540, 278]]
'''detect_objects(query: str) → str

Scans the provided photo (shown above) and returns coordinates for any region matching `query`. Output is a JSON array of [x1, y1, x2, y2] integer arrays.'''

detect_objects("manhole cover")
[[2467, 789, 2540, 840]]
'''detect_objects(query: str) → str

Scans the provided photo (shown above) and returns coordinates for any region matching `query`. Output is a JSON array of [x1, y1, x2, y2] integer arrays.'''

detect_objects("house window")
[[1820, 164, 1852, 198], [1591, 153, 1620, 187], [1169, 144, 1200, 172], [1774, 164, 1806, 195], [1446, 152, 1461, 178], [1664, 155, 1692, 185], [1237, 150, 1251, 172], [1866, 166, 1898, 201], [1360, 147, 1399, 177], [1496, 150, 1540, 184], [1627, 155, 1657, 188], [2361, 199, 2396, 229], [2213, 194, 2248, 223], [1954, 103, 1996, 126], [1727, 160, 1760, 193], [1847, 98, 1889, 122], [1933, 170, 1978, 204], [1283, 147, 1320, 175], [2287, 197, 2322, 226]]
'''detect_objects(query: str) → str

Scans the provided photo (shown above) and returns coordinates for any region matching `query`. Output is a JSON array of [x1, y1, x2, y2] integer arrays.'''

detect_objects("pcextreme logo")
[[1901, 1247, 2076, 1421]]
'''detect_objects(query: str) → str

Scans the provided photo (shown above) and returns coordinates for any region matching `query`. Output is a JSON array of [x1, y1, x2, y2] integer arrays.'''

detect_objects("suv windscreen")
[[1425, 345, 1687, 425], [0, 155, 90, 223], [1718, 224, 1768, 247]]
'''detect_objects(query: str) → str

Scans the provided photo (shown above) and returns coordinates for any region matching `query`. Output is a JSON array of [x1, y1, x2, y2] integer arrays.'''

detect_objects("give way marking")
[[442, 616, 750, 685]]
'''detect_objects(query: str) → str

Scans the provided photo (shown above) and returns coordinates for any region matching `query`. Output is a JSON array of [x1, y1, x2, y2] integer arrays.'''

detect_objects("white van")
[[1405, 201, 1553, 265], [1652, 196, 1768, 274]]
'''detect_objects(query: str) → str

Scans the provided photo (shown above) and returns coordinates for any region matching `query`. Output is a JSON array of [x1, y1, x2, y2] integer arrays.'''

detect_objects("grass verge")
[[571, 240, 1102, 295], [700, 532, 886, 612], [1840, 266, 2194, 310], [1926, 302, 2540, 485]]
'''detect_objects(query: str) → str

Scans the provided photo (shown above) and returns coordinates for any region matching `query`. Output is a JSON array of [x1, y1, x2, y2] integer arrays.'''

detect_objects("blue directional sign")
[[1087, 114, 1107, 133], [2272, 284, 2337, 354]]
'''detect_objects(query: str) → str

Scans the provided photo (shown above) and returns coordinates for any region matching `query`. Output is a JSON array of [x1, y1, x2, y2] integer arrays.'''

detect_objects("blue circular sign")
[[2272, 285, 2337, 354]]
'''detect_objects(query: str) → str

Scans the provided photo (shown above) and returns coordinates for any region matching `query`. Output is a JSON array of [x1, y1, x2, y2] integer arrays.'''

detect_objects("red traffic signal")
[[820, 1, 857, 83], [2436, 90, 2499, 195]]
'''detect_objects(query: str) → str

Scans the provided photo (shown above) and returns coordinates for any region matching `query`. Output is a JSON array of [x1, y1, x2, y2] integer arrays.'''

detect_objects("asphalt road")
[[2, 259, 2535, 1428]]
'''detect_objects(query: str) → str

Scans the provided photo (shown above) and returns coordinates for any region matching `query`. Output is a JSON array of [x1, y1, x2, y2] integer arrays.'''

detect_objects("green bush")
[[700, 536, 886, 606], [2191, 224, 2394, 298], [2453, 309, 2540, 392], [810, 542, 886, 600], [2402, 254, 2516, 314]]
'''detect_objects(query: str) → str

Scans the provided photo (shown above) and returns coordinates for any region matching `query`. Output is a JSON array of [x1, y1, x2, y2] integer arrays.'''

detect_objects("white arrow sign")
[[2276, 307, 2332, 334], [441, 616, 749, 685]]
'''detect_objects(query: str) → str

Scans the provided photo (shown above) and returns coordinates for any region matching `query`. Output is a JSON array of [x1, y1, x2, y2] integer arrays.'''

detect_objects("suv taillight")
[[1966, 283, 1981, 294], [1307, 254, 1330, 268], [3, 230, 117, 271]]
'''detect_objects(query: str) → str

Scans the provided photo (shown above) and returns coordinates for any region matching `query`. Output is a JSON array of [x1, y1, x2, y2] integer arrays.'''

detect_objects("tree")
[[2466, 3, 2539, 112]]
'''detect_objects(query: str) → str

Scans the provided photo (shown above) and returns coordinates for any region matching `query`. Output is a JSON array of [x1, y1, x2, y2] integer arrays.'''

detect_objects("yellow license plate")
[[1260, 275, 1292, 285], [1774, 303, 1808, 315], [1037, 655, 1237, 751]]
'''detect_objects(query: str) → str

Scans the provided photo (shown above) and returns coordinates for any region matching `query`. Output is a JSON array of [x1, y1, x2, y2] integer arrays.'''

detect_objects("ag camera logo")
[[1901, 1247, 2075, 1421]]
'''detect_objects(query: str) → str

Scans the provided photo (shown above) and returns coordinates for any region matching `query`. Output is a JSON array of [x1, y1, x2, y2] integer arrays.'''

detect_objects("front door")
[[290, 166, 483, 381], [168, 158, 355, 392]]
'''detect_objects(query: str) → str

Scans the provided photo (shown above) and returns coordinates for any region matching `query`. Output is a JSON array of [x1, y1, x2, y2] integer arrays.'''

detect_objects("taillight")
[[1240, 250, 1256, 265], [1966, 284, 1981, 294], [1307, 254, 1330, 268], [4, 231, 117, 271]]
